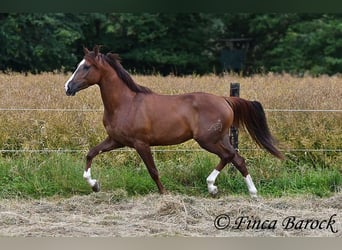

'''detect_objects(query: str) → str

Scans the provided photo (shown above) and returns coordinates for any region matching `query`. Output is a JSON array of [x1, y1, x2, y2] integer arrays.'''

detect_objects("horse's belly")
[[148, 116, 193, 146], [149, 130, 193, 146]]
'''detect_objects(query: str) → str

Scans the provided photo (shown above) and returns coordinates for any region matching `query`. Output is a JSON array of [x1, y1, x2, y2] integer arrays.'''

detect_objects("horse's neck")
[[99, 75, 135, 114]]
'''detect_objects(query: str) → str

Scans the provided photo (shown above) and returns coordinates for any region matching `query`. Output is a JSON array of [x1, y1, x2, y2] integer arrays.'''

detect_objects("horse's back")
[[145, 92, 234, 142], [181, 92, 234, 137]]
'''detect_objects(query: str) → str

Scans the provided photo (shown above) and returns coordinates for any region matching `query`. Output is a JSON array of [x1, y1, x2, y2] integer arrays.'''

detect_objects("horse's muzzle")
[[65, 82, 77, 96], [65, 80, 89, 96], [66, 87, 76, 96]]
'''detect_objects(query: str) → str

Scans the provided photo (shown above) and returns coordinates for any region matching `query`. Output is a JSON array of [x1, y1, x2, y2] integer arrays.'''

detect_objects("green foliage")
[[84, 13, 220, 74], [0, 13, 341, 75], [249, 14, 342, 75], [0, 13, 83, 72]]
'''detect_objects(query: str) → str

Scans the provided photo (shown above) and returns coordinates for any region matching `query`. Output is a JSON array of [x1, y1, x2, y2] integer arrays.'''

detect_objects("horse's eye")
[[83, 65, 91, 70]]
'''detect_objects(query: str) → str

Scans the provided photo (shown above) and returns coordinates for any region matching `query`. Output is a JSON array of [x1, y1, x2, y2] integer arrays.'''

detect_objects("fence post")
[[229, 83, 240, 152]]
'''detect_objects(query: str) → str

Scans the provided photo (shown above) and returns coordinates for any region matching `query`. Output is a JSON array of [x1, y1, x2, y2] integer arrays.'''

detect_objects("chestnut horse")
[[65, 46, 283, 197]]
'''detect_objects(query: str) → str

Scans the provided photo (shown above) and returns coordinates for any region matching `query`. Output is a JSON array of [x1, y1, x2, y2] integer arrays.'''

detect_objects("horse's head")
[[65, 46, 103, 96]]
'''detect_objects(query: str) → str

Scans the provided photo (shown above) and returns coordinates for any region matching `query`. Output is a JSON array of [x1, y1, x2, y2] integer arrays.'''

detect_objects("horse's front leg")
[[84, 136, 122, 192], [134, 141, 166, 194]]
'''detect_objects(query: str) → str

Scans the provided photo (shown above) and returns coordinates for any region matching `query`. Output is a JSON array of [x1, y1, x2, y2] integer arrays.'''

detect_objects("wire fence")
[[0, 108, 341, 112], [0, 108, 341, 154], [0, 148, 341, 154]]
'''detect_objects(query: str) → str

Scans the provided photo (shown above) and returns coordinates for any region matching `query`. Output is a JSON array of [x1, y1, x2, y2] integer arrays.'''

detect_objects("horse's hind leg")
[[198, 137, 257, 197], [231, 152, 258, 198], [84, 136, 122, 192], [206, 158, 229, 195], [196, 137, 234, 195]]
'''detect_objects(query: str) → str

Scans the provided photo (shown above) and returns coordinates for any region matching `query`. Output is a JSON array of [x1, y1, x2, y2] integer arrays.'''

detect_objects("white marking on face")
[[83, 168, 97, 187], [244, 174, 257, 197], [64, 59, 86, 92], [206, 169, 220, 194]]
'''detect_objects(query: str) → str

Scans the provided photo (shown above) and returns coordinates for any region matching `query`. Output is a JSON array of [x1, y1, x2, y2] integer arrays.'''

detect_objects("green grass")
[[0, 150, 340, 199]]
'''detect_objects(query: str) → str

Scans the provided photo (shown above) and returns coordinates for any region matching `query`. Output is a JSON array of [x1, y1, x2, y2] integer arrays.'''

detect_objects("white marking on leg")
[[244, 174, 257, 198], [83, 168, 97, 187], [65, 59, 86, 92], [206, 169, 220, 195]]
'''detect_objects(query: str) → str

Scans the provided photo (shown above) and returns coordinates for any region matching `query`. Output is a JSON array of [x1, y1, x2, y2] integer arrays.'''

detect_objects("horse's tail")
[[225, 96, 284, 160]]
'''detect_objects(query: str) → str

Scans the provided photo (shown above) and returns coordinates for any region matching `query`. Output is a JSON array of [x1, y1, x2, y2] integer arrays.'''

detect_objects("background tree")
[[0, 13, 341, 75], [0, 13, 84, 72], [247, 13, 342, 75]]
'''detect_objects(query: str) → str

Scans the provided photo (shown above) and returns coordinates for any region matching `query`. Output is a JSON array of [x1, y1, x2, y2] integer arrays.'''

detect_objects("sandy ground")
[[0, 192, 340, 237]]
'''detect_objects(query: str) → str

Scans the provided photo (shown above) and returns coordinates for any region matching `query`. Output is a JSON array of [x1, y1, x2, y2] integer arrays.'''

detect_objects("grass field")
[[0, 72, 341, 199]]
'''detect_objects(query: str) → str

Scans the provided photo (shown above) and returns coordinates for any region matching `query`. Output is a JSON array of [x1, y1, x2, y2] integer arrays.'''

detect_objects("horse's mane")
[[104, 53, 153, 94]]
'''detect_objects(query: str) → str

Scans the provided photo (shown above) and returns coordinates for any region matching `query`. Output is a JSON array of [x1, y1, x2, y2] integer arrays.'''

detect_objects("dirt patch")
[[0, 192, 340, 237]]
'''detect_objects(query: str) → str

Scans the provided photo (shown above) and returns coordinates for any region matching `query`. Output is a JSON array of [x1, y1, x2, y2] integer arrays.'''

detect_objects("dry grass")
[[0, 72, 341, 153], [1, 72, 340, 109], [0, 192, 340, 236]]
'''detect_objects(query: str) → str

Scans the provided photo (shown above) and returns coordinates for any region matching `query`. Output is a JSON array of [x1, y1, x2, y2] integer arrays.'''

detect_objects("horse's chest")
[[104, 118, 123, 135], [103, 116, 135, 145]]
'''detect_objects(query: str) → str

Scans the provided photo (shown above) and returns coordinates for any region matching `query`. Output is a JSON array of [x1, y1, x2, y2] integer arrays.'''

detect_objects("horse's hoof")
[[208, 185, 218, 196], [250, 193, 258, 200], [92, 182, 101, 192], [159, 189, 168, 195]]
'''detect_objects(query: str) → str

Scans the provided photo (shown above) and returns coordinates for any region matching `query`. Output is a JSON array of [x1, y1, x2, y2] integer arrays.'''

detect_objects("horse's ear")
[[93, 45, 101, 56], [83, 46, 90, 55]]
